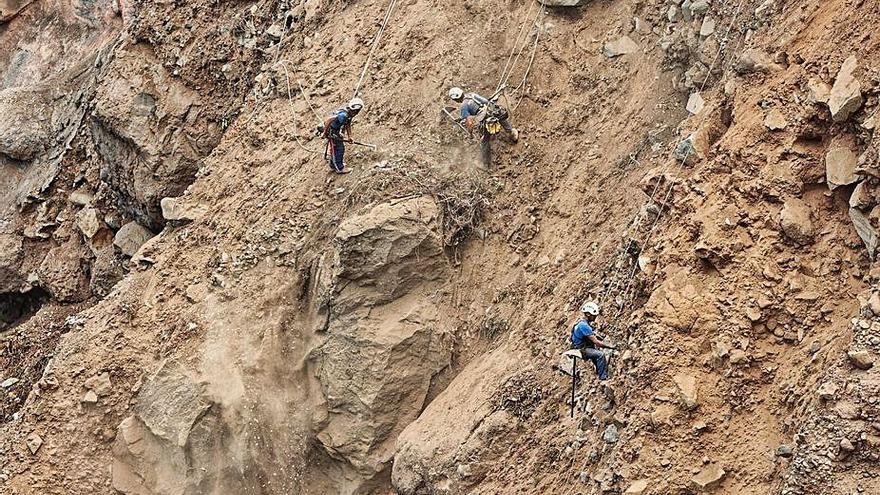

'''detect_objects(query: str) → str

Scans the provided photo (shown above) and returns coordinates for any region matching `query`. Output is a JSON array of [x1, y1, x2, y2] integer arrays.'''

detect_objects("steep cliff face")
[[1, 0, 879, 494]]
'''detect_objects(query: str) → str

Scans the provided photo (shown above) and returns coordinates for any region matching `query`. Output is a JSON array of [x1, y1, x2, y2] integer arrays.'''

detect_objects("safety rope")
[[496, 0, 537, 92], [565, 3, 752, 490], [272, 59, 322, 155], [609, 0, 748, 315], [510, 13, 543, 111], [591, 0, 746, 317], [496, 3, 545, 112], [353, 0, 399, 97]]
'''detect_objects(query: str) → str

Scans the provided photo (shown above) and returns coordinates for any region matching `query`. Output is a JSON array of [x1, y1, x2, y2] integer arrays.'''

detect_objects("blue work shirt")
[[460, 93, 489, 119], [571, 319, 596, 348], [328, 109, 352, 132]]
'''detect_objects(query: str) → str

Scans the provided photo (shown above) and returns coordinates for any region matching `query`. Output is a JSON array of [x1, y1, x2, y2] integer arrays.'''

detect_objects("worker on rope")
[[447, 87, 519, 142], [570, 301, 616, 381], [321, 97, 365, 174]]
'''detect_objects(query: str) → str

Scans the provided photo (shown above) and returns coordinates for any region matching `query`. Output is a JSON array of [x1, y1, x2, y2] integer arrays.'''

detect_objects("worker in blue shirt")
[[571, 301, 616, 381], [321, 97, 364, 174], [447, 87, 519, 142]]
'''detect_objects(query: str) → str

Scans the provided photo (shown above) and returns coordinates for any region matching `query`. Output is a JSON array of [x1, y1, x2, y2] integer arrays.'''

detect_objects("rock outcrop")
[[310, 196, 453, 482], [392, 347, 521, 494], [90, 46, 221, 229]]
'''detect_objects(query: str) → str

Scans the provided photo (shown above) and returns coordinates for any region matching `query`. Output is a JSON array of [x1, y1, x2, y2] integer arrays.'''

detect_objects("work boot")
[[511, 128, 520, 142]]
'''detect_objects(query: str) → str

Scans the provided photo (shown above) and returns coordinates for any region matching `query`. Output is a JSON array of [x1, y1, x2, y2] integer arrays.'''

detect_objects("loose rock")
[[603, 36, 639, 58], [847, 349, 874, 370], [729, 349, 748, 365], [818, 381, 839, 400], [84, 372, 113, 396], [76, 207, 106, 239], [691, 464, 725, 490], [160, 197, 209, 223], [779, 198, 814, 245], [807, 78, 831, 104], [686, 92, 705, 115], [673, 374, 699, 410], [26, 432, 43, 455], [82, 390, 98, 404], [734, 49, 778, 74], [849, 182, 874, 210], [602, 424, 619, 444], [624, 479, 649, 495], [699, 17, 715, 37], [828, 55, 863, 123], [691, 0, 710, 15], [849, 208, 879, 256], [764, 108, 787, 130], [825, 140, 859, 190], [114, 222, 154, 257]]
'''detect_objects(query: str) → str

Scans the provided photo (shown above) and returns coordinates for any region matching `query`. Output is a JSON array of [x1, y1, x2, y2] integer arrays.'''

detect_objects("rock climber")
[[321, 97, 364, 174], [447, 87, 519, 142], [571, 301, 616, 381]]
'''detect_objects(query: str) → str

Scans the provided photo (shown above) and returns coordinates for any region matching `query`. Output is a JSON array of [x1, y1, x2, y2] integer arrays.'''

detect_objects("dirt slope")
[[1, 0, 879, 494]]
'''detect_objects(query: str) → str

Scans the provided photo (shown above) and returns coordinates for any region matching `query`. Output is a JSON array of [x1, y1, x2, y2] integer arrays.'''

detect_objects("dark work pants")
[[578, 346, 609, 380], [327, 137, 345, 172]]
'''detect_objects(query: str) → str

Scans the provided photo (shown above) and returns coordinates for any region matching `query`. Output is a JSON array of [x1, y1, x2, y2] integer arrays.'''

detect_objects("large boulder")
[[310, 196, 452, 480], [392, 347, 521, 494], [322, 196, 447, 310], [112, 361, 243, 495], [313, 301, 452, 476], [0, 233, 24, 293], [0, 87, 52, 161], [36, 237, 90, 302]]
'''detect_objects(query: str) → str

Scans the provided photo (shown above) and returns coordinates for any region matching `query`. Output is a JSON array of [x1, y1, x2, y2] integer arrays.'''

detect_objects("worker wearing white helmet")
[[570, 301, 615, 380], [447, 86, 519, 142], [321, 97, 365, 174]]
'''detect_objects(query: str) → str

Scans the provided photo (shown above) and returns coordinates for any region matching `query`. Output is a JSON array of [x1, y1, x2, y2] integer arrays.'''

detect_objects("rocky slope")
[[1, 0, 879, 494]]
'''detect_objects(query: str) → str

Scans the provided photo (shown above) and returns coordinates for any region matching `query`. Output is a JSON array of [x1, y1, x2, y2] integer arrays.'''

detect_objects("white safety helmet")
[[347, 97, 364, 111], [448, 86, 464, 101], [580, 301, 600, 316]]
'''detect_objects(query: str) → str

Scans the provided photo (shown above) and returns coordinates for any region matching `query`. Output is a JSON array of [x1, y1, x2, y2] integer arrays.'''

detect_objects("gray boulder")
[[0, 87, 52, 161], [113, 222, 154, 257]]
